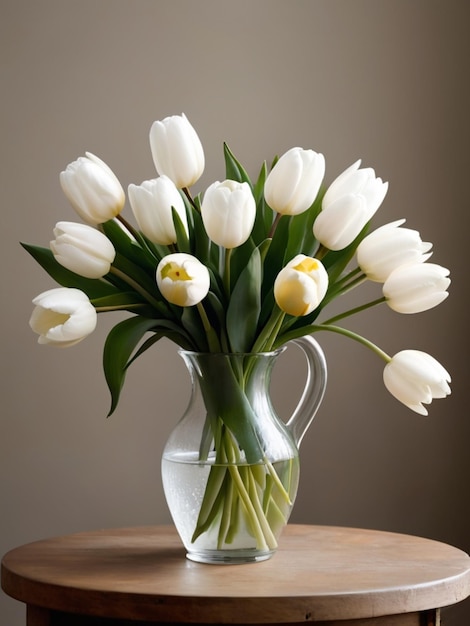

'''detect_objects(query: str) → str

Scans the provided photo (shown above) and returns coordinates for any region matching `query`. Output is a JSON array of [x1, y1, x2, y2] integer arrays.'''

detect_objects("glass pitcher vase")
[[161, 335, 327, 564]]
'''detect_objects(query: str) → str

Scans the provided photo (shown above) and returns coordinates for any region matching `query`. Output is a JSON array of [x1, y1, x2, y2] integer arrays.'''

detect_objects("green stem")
[[218, 471, 234, 548], [182, 187, 199, 211], [223, 248, 232, 296], [264, 310, 286, 352], [251, 307, 285, 353], [114, 214, 162, 262], [116, 214, 140, 241], [322, 273, 368, 305], [322, 296, 386, 326], [222, 430, 274, 551], [266, 460, 292, 505], [94, 303, 149, 313], [109, 266, 164, 311], [315, 244, 330, 261], [332, 266, 363, 289], [196, 301, 221, 352], [247, 469, 278, 548], [268, 212, 281, 238], [313, 323, 392, 362]]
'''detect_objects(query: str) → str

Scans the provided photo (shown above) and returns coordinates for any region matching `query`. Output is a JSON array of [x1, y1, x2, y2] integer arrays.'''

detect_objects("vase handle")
[[285, 335, 327, 447]]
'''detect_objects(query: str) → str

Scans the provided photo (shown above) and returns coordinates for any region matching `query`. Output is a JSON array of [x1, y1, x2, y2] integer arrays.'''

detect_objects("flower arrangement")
[[23, 113, 452, 557]]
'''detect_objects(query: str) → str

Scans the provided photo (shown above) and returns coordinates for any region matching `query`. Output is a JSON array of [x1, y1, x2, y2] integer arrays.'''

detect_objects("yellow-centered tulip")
[[274, 254, 328, 316], [156, 253, 210, 307]]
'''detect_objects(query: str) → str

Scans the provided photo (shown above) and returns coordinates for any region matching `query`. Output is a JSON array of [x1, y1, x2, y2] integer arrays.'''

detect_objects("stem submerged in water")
[[174, 348, 302, 555], [191, 422, 297, 551]]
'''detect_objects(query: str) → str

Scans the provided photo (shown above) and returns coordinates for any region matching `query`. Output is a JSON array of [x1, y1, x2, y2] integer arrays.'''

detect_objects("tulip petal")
[[29, 288, 97, 347], [264, 147, 325, 216], [316, 159, 388, 250], [149, 114, 204, 188], [313, 193, 367, 251], [383, 263, 451, 313], [201, 180, 256, 248], [156, 253, 210, 307], [274, 254, 328, 316], [383, 350, 451, 415]]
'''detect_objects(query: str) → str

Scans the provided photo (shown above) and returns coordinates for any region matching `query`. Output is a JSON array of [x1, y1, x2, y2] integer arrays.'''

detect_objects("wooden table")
[[2, 525, 470, 625]]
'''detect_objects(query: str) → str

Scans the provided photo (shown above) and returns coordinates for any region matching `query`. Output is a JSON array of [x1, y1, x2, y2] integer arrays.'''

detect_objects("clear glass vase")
[[161, 335, 327, 564]]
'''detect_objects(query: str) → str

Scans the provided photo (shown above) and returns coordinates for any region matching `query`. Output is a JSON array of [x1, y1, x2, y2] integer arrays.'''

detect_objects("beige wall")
[[1, 0, 469, 623]]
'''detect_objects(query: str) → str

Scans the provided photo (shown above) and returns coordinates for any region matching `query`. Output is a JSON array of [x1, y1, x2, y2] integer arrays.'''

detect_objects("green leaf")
[[91, 291, 155, 316], [126, 333, 164, 366], [226, 246, 262, 352], [100, 219, 157, 273], [259, 286, 276, 329], [205, 290, 226, 331], [229, 239, 256, 292], [196, 356, 264, 463], [21, 243, 119, 299], [251, 162, 274, 244], [253, 161, 268, 206], [190, 204, 214, 267], [172, 207, 191, 254], [285, 193, 323, 259], [112, 253, 161, 303], [251, 196, 273, 247], [103, 316, 162, 416], [92, 292, 146, 307], [138, 233, 169, 264], [181, 306, 208, 352], [126, 321, 194, 367], [223, 143, 252, 186], [261, 215, 290, 300]]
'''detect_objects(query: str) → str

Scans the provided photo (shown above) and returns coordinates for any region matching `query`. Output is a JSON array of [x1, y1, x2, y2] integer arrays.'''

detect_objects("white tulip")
[[149, 113, 205, 189], [383, 262, 450, 313], [29, 288, 97, 347], [128, 176, 188, 246], [274, 254, 328, 316], [50, 221, 116, 279], [264, 147, 325, 216], [313, 160, 388, 250], [201, 180, 256, 248], [60, 152, 125, 225], [357, 219, 432, 282], [383, 350, 451, 415], [156, 253, 210, 307]]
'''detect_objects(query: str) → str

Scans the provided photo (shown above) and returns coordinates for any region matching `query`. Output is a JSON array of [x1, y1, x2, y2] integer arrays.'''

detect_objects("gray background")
[[1, 1, 469, 624]]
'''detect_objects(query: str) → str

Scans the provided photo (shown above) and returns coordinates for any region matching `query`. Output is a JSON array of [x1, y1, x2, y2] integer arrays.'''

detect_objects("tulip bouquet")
[[23, 113, 451, 554]]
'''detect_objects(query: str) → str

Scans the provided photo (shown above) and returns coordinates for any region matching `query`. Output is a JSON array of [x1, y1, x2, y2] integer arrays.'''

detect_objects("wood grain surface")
[[2, 525, 470, 624]]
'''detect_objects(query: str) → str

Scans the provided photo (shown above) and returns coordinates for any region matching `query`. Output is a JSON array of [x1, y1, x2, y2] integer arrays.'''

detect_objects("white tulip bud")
[[149, 113, 205, 189], [201, 180, 256, 248], [274, 254, 328, 316], [156, 253, 210, 307], [50, 221, 116, 279], [60, 152, 125, 225], [264, 147, 325, 216], [29, 288, 97, 347], [128, 176, 188, 246], [356, 219, 432, 282], [313, 160, 388, 250], [383, 262, 450, 313], [383, 350, 451, 415]]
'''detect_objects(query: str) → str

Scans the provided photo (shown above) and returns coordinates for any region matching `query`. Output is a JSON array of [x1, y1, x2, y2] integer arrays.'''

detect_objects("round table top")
[[2, 524, 470, 623]]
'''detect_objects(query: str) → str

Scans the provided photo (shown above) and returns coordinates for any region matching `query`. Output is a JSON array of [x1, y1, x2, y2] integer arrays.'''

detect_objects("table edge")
[[2, 524, 470, 623]]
